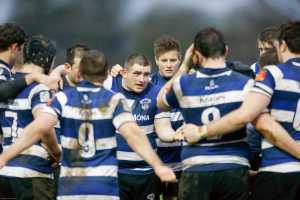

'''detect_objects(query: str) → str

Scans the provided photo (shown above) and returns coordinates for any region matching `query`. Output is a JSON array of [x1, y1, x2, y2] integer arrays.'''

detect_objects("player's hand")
[[48, 150, 61, 168], [180, 44, 194, 71], [38, 74, 61, 91], [110, 64, 123, 77], [50, 64, 68, 77], [179, 124, 207, 144], [154, 165, 177, 182], [173, 126, 184, 141], [41, 143, 61, 167]]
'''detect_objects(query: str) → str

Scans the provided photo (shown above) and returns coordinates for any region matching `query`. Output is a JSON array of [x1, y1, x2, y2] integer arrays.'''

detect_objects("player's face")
[[258, 41, 275, 56], [123, 64, 151, 93], [11, 44, 23, 66], [69, 57, 82, 83], [156, 50, 181, 78]]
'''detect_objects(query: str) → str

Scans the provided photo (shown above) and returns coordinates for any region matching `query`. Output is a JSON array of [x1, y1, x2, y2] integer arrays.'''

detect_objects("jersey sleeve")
[[30, 84, 52, 113], [43, 91, 66, 118], [112, 93, 135, 130], [164, 76, 182, 109], [0, 64, 11, 81], [251, 65, 280, 98], [103, 75, 113, 90], [154, 110, 171, 119]]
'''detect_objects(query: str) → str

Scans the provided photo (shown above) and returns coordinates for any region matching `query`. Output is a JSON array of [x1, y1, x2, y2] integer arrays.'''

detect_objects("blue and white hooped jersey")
[[45, 80, 134, 200], [55, 75, 77, 145], [164, 67, 253, 172], [252, 57, 300, 173], [105, 75, 162, 175], [151, 72, 183, 171], [0, 60, 12, 81], [0, 72, 54, 178], [0, 60, 12, 153]]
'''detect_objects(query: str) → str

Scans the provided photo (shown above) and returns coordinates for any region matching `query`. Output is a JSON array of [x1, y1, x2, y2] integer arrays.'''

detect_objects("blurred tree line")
[[8, 0, 290, 70]]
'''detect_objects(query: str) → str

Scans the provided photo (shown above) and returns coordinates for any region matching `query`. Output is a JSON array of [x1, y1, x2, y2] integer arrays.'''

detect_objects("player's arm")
[[0, 78, 28, 101], [178, 92, 270, 144], [119, 121, 176, 182], [33, 108, 61, 163], [206, 92, 270, 137], [0, 112, 58, 167], [154, 114, 176, 142], [0, 72, 62, 102], [254, 113, 300, 159]]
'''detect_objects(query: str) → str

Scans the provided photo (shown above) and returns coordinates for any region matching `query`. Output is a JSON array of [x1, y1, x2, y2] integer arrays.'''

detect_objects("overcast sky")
[[1, 0, 300, 24]]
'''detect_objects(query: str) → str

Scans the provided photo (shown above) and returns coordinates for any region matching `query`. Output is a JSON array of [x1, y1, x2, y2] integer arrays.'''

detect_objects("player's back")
[[53, 80, 122, 199], [171, 67, 253, 172], [0, 72, 53, 178], [253, 58, 300, 173]]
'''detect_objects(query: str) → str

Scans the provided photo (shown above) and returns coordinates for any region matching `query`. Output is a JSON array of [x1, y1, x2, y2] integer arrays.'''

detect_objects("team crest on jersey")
[[39, 91, 50, 103], [256, 70, 267, 81], [205, 80, 219, 90], [81, 94, 92, 105], [140, 98, 151, 110]]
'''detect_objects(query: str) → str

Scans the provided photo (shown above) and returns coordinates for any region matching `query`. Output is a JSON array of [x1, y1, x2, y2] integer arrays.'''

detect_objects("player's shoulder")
[[148, 82, 162, 95], [0, 63, 11, 80], [27, 83, 50, 98], [230, 70, 252, 82], [175, 72, 194, 83], [263, 64, 283, 80], [0, 62, 10, 73]]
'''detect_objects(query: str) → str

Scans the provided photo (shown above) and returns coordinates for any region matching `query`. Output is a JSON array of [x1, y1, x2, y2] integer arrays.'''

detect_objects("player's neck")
[[282, 52, 300, 63], [0, 51, 12, 65], [121, 78, 132, 92], [19, 63, 44, 74], [201, 57, 226, 69], [65, 74, 77, 87]]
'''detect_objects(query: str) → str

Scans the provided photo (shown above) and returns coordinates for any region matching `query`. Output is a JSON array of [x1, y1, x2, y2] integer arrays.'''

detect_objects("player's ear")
[[10, 43, 19, 51], [121, 68, 128, 77], [193, 50, 203, 66], [76, 69, 81, 80], [280, 40, 288, 53], [224, 45, 229, 57], [64, 63, 72, 73]]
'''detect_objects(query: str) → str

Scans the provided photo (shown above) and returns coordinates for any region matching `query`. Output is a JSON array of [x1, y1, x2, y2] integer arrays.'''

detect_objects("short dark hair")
[[66, 44, 90, 65], [279, 21, 300, 54], [124, 53, 150, 69], [194, 27, 226, 58], [0, 23, 26, 52], [79, 49, 108, 82], [259, 48, 279, 67], [153, 35, 180, 58], [23, 35, 56, 74], [257, 25, 280, 45]]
